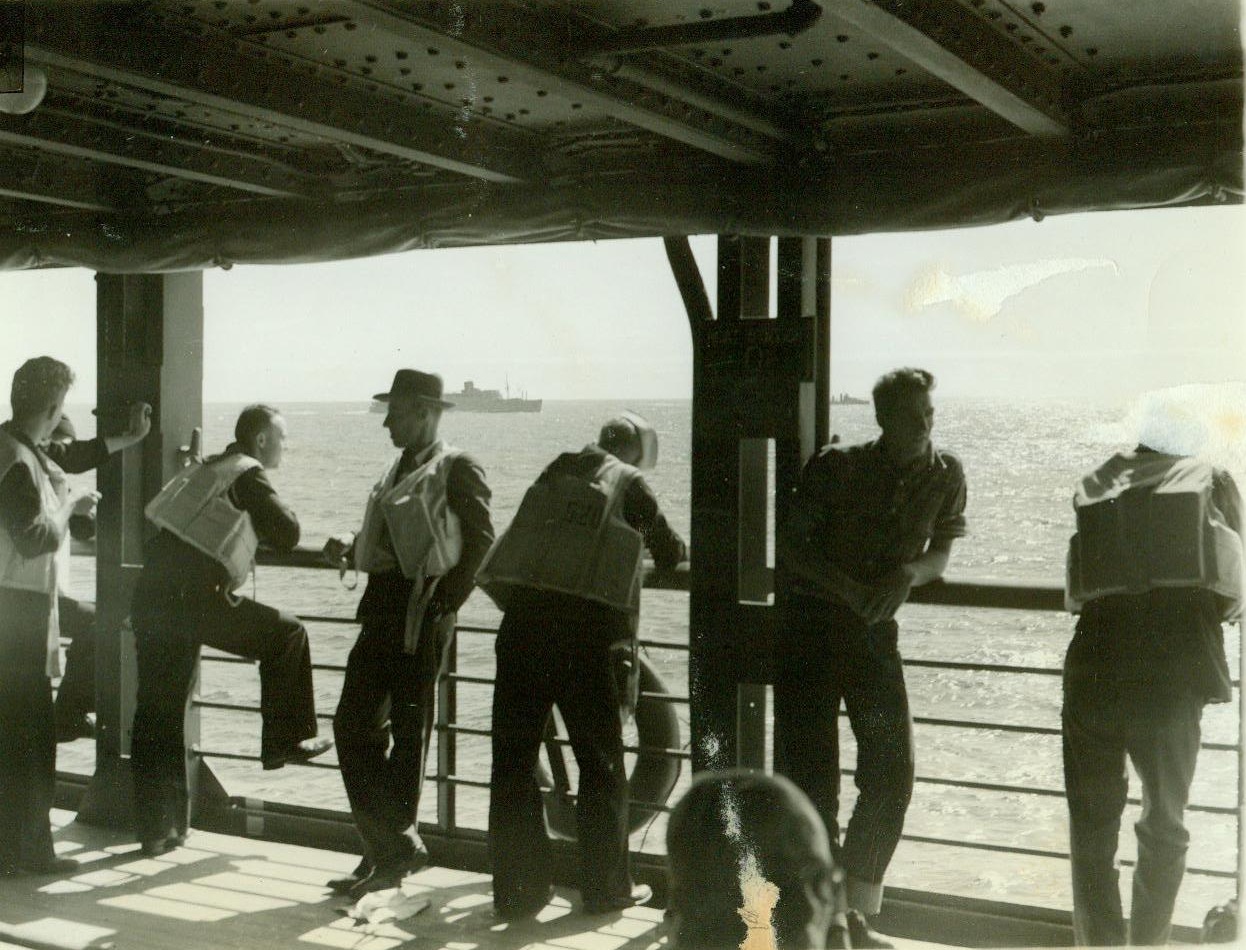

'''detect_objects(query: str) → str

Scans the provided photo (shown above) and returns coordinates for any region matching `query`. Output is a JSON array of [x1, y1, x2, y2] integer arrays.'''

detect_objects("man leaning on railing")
[[772, 367, 967, 949], [1062, 389, 1244, 946]]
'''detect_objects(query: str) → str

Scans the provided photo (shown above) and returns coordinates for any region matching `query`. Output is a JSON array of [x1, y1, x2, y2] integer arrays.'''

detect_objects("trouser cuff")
[[846, 876, 884, 916]]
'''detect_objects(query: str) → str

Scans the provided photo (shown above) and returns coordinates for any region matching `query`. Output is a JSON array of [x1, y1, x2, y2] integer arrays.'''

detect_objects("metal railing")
[[74, 547, 1239, 889]]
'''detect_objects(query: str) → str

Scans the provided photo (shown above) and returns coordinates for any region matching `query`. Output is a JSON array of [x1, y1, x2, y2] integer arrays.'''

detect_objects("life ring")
[[535, 653, 681, 841]]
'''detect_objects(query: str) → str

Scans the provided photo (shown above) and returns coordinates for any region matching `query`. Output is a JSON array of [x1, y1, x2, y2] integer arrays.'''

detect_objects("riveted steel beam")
[[829, 0, 1068, 137], [24, 11, 535, 184], [591, 0, 823, 55], [0, 107, 310, 198], [0, 154, 115, 211], [348, 0, 777, 164]]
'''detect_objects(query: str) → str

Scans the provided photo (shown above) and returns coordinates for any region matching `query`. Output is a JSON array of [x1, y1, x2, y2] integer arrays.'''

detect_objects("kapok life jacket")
[[477, 452, 643, 613], [355, 441, 462, 580], [145, 453, 262, 591], [1065, 452, 1243, 618], [0, 427, 69, 675]]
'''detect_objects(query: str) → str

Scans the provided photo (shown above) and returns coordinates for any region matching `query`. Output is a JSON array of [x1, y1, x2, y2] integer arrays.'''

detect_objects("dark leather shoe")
[[140, 833, 187, 858], [846, 910, 893, 949], [328, 857, 372, 894], [494, 884, 555, 922], [262, 736, 334, 771], [20, 856, 79, 875], [56, 713, 96, 743], [584, 883, 652, 915], [346, 850, 429, 899]]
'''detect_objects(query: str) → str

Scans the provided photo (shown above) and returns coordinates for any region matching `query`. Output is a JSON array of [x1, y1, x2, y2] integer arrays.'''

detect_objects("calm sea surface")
[[59, 398, 1240, 926]]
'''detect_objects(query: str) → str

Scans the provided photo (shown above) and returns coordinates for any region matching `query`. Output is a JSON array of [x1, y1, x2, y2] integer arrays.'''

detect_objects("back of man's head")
[[234, 404, 280, 451], [10, 356, 74, 420], [598, 416, 641, 465], [667, 770, 839, 950]]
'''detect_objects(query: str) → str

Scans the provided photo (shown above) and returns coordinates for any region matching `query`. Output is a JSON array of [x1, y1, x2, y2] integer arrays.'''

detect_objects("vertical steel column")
[[78, 272, 226, 827], [733, 237, 772, 771], [670, 234, 827, 776]]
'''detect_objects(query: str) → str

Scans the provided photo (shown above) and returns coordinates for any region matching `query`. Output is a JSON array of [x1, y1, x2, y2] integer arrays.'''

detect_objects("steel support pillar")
[[667, 234, 829, 774], [78, 272, 226, 827]]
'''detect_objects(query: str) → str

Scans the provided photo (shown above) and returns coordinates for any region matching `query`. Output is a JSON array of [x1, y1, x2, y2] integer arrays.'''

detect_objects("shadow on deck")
[[0, 811, 956, 950], [0, 809, 667, 950]]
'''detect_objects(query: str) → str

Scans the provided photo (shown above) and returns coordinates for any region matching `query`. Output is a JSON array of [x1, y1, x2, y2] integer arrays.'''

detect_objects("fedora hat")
[[373, 369, 455, 408]]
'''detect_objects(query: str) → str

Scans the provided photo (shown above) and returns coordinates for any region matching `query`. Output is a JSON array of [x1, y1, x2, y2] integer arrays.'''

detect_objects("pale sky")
[[1, 204, 1241, 406]]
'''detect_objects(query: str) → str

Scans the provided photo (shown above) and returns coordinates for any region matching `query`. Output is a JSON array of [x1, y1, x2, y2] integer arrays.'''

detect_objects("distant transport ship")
[[371, 379, 542, 413], [447, 380, 542, 413], [830, 392, 869, 405]]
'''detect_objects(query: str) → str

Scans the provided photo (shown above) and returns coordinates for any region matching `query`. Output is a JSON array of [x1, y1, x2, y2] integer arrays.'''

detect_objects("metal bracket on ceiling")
[[586, 0, 823, 57]]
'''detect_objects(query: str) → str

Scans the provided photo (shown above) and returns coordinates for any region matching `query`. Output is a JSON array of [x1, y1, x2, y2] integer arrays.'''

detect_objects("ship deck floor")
[[0, 810, 947, 950]]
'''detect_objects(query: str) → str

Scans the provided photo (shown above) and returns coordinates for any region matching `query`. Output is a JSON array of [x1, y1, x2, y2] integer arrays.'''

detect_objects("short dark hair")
[[872, 367, 935, 418], [598, 416, 639, 457], [667, 770, 836, 950], [234, 404, 281, 448], [10, 356, 74, 418]]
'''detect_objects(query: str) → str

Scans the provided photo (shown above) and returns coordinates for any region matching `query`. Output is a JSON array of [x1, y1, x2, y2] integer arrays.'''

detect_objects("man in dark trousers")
[[44, 406, 152, 742], [323, 370, 493, 898], [1063, 432, 1242, 945], [130, 404, 332, 857], [479, 413, 686, 919], [1, 357, 100, 876], [774, 367, 966, 948]]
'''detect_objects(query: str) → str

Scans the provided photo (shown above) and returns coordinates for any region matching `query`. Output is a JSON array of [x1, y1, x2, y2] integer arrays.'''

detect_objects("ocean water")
[[58, 397, 1240, 926]]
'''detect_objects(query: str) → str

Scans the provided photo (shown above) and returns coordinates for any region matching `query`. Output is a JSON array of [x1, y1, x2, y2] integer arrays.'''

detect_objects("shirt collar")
[[402, 440, 440, 469], [870, 438, 940, 475]]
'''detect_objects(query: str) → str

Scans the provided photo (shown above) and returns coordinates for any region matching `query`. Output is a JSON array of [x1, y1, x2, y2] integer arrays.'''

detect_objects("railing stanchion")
[[436, 624, 458, 834]]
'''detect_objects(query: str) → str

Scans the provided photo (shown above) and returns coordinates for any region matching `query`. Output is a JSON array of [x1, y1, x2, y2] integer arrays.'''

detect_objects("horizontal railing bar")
[[915, 716, 1060, 736], [191, 693, 1235, 754], [297, 615, 358, 625], [199, 654, 348, 674], [437, 723, 691, 759], [253, 547, 691, 589], [899, 832, 1236, 879], [907, 579, 1064, 612], [197, 748, 339, 770], [441, 775, 675, 815], [853, 771, 1237, 816], [911, 716, 1240, 752], [904, 659, 1061, 676]]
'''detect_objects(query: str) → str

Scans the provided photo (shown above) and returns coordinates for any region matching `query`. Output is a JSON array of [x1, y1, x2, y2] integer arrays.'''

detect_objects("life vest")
[[478, 453, 643, 614], [1066, 452, 1243, 617], [355, 441, 462, 580], [145, 453, 262, 591], [0, 428, 68, 676]]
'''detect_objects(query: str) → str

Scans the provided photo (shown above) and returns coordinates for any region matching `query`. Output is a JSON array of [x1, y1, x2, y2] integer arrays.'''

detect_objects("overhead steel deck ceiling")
[[0, 0, 1241, 269]]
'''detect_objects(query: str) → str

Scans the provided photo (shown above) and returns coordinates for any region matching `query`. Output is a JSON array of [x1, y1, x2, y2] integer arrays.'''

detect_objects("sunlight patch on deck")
[[97, 893, 236, 922], [194, 871, 331, 903], [543, 930, 634, 950], [0, 917, 114, 950], [299, 918, 411, 950], [233, 859, 347, 886], [148, 882, 297, 912], [112, 858, 183, 877]]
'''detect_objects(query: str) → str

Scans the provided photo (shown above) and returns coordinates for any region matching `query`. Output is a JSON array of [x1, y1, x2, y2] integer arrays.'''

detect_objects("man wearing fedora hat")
[[323, 369, 493, 898]]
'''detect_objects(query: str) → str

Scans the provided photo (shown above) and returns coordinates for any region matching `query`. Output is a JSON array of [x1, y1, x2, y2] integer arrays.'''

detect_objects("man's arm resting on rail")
[[862, 539, 954, 624]]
